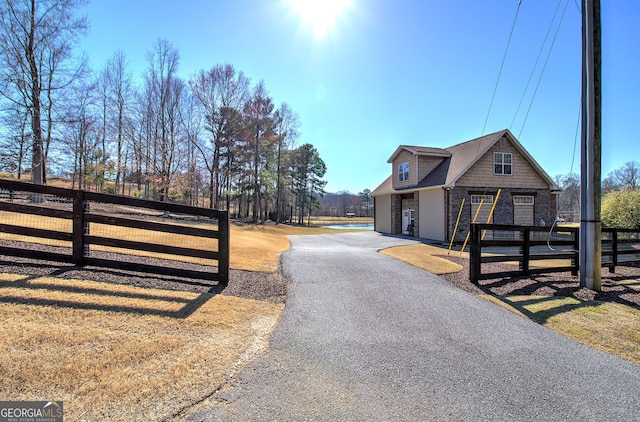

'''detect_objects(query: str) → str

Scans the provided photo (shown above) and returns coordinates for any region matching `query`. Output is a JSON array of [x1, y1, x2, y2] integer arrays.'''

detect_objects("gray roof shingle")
[[372, 129, 559, 196]]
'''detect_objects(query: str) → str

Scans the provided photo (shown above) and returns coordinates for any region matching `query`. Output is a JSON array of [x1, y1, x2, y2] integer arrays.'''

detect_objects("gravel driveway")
[[190, 231, 640, 421]]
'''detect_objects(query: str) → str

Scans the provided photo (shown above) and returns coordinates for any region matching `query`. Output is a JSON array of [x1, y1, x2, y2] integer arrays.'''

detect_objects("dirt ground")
[[0, 252, 287, 304]]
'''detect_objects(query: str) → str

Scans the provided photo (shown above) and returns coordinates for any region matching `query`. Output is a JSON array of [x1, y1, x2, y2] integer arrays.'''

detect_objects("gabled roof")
[[372, 129, 559, 196], [372, 175, 394, 196], [387, 145, 451, 163]]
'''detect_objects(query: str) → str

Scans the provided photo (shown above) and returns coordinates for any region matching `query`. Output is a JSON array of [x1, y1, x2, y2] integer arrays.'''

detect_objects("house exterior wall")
[[391, 150, 416, 189], [456, 139, 549, 189], [413, 191, 420, 237], [418, 189, 445, 241], [374, 195, 392, 233]]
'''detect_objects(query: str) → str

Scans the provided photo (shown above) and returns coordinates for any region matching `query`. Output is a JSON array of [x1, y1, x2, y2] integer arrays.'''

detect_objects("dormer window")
[[494, 152, 512, 175], [398, 162, 409, 182]]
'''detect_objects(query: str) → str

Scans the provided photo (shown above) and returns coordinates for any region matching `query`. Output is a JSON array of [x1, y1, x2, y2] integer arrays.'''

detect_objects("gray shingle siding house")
[[371, 129, 560, 242]]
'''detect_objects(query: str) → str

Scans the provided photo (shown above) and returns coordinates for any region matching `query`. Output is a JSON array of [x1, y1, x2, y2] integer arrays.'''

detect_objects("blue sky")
[[80, 0, 639, 193]]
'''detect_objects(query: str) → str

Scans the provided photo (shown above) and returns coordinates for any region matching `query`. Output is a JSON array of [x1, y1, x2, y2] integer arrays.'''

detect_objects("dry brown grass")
[[380, 244, 463, 275], [0, 211, 352, 272], [0, 210, 221, 262], [0, 274, 283, 420], [0, 218, 352, 420], [482, 294, 640, 365], [230, 222, 357, 272]]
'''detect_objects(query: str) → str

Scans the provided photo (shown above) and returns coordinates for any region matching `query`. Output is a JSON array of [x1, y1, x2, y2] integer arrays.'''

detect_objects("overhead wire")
[[549, 101, 580, 254], [570, 102, 581, 175], [481, 0, 523, 136], [510, 0, 564, 129], [568, 0, 582, 176], [485, 0, 578, 252], [517, 0, 571, 138]]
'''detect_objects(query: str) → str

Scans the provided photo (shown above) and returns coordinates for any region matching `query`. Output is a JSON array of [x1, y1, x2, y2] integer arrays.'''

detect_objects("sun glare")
[[288, 0, 352, 40]]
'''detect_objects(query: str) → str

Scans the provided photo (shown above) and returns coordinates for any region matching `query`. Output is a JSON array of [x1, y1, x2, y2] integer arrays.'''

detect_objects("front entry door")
[[402, 209, 415, 235]]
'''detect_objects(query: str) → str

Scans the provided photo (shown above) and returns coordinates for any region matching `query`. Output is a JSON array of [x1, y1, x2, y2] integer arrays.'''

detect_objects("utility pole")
[[579, 0, 602, 291]]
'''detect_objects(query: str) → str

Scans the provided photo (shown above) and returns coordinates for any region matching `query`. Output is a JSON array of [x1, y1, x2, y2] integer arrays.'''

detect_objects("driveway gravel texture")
[[190, 232, 640, 422]]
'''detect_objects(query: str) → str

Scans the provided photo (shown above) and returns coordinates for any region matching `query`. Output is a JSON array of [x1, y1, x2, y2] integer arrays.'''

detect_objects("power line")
[[481, 0, 523, 136], [510, 0, 564, 129], [517, 0, 570, 138], [570, 101, 581, 175]]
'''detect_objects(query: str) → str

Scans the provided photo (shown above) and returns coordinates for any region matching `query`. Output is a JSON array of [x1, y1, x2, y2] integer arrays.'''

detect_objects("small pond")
[[321, 223, 374, 230]]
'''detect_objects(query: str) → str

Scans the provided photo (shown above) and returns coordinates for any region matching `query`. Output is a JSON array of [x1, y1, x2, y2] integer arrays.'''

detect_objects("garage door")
[[513, 196, 534, 226]]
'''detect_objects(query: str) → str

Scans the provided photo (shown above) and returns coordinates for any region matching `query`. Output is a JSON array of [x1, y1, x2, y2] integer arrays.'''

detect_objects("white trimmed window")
[[513, 195, 534, 205], [494, 152, 512, 175], [471, 195, 494, 205], [398, 161, 409, 182]]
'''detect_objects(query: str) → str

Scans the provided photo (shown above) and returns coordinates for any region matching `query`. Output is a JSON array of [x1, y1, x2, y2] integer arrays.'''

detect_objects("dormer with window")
[[388, 145, 451, 189]]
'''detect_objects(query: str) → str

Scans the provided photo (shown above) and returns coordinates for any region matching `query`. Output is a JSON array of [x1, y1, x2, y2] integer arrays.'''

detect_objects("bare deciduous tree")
[[604, 161, 640, 191], [102, 50, 133, 194], [555, 173, 580, 222], [0, 104, 30, 177], [142, 39, 183, 201], [189, 64, 249, 208], [0, 0, 87, 186]]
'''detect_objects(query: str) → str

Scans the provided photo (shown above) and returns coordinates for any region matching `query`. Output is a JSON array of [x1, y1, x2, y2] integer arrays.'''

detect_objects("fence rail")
[[469, 223, 640, 284], [0, 179, 229, 289], [602, 227, 640, 272]]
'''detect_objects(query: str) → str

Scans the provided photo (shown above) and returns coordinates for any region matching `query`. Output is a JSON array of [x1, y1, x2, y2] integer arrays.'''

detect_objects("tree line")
[[0, 0, 327, 223], [555, 161, 640, 228], [317, 190, 373, 218]]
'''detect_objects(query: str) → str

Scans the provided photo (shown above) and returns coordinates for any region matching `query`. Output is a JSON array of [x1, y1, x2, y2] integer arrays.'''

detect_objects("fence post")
[[522, 227, 530, 276], [610, 229, 618, 273], [469, 224, 481, 285], [72, 190, 86, 266], [572, 227, 579, 276], [217, 211, 230, 285]]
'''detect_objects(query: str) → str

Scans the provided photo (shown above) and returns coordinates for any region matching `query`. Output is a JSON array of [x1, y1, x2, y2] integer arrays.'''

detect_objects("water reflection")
[[321, 223, 374, 230]]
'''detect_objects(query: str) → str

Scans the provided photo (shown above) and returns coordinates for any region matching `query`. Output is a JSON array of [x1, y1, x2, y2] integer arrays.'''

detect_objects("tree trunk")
[[27, 0, 43, 189]]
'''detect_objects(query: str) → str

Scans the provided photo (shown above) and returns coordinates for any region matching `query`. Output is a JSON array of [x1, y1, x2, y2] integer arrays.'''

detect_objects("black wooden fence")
[[602, 227, 640, 273], [469, 223, 640, 284], [0, 179, 229, 288]]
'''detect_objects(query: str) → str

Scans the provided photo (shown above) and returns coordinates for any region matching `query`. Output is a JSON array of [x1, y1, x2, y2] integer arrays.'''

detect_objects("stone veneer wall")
[[447, 188, 557, 242], [391, 194, 402, 234]]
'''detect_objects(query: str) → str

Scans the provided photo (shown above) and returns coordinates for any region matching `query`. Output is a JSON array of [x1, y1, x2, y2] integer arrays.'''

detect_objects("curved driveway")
[[191, 232, 640, 421]]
